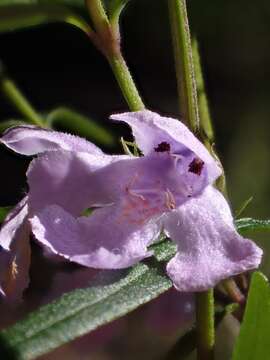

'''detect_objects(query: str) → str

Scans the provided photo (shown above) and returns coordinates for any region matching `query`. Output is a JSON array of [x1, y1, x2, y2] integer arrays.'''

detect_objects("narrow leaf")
[[103, 0, 130, 25], [0, 120, 24, 133], [233, 272, 270, 360], [0, 4, 91, 35], [151, 238, 177, 262], [235, 218, 270, 234], [0, 0, 85, 10], [47, 107, 115, 147], [0, 262, 171, 360]]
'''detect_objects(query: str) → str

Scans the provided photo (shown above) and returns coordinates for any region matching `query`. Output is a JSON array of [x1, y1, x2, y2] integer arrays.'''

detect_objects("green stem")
[[191, 38, 227, 194], [86, 0, 144, 112], [108, 54, 145, 111], [85, 0, 109, 34], [192, 38, 214, 144], [0, 77, 45, 127], [168, 0, 199, 133], [196, 290, 215, 360]]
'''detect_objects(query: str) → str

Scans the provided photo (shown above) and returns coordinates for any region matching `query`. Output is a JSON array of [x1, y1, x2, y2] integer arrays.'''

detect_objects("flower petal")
[[164, 186, 263, 291], [0, 199, 31, 300], [110, 110, 221, 182], [27, 150, 130, 215], [27, 149, 194, 218], [0, 197, 28, 250], [1, 125, 102, 156], [30, 204, 161, 269]]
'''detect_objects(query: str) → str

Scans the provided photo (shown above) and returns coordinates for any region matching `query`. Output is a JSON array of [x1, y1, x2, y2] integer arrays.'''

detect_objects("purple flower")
[[0, 111, 262, 299]]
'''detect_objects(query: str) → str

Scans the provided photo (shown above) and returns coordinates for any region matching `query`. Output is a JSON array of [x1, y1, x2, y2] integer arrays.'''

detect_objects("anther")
[[188, 158, 204, 176]]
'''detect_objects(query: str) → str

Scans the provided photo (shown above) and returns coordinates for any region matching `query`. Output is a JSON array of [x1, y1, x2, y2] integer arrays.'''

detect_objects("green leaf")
[[103, 0, 130, 25], [0, 120, 25, 133], [0, 0, 84, 9], [235, 218, 270, 234], [151, 238, 177, 262], [0, 262, 171, 360], [0, 206, 12, 223], [233, 272, 270, 360], [0, 3, 90, 34], [47, 107, 115, 147]]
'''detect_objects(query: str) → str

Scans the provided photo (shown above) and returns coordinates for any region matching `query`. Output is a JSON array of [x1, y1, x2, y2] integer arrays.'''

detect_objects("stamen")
[[154, 142, 171, 152], [188, 157, 204, 175], [165, 189, 176, 210], [11, 258, 18, 279]]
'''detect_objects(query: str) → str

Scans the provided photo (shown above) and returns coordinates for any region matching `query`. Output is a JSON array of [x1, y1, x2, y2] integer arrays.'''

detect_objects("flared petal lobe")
[[110, 110, 221, 183], [27, 150, 130, 215], [0, 197, 31, 300], [1, 125, 102, 156], [30, 204, 161, 269], [164, 186, 262, 292]]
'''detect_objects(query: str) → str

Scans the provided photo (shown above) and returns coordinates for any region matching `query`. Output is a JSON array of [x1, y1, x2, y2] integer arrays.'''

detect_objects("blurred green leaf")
[[103, 0, 130, 24], [233, 272, 270, 360], [0, 206, 11, 223], [235, 218, 270, 233], [0, 262, 171, 360], [0, 120, 24, 133], [47, 107, 115, 147], [0, 0, 84, 8], [0, 3, 90, 34]]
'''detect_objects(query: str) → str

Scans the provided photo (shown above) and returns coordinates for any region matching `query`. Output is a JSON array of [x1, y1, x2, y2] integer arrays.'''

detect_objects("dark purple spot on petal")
[[154, 142, 171, 153], [188, 158, 204, 176]]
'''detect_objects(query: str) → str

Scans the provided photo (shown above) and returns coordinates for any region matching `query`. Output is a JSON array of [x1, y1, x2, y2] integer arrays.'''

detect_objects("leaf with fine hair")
[[0, 216, 267, 359], [235, 218, 270, 234], [0, 262, 171, 360]]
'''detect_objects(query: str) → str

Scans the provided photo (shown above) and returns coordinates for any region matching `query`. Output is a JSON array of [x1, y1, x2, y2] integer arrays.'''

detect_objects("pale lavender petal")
[[110, 110, 221, 182], [0, 201, 31, 300], [0, 197, 28, 250], [27, 150, 131, 215], [164, 186, 263, 292], [85, 153, 206, 214], [1, 125, 102, 155], [27, 150, 195, 219], [30, 204, 161, 269]]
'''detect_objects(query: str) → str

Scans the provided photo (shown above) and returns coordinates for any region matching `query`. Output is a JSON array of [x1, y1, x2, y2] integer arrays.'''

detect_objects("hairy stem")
[[108, 54, 145, 111], [85, 0, 109, 34], [168, 0, 200, 133], [196, 290, 215, 360], [192, 38, 214, 144], [86, 0, 144, 111]]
